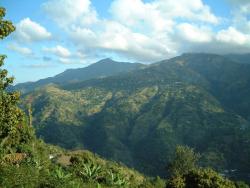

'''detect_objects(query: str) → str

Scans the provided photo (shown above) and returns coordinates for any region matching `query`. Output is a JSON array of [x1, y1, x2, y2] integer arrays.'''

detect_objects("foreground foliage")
[[0, 7, 34, 161], [166, 146, 249, 188], [167, 168, 237, 188]]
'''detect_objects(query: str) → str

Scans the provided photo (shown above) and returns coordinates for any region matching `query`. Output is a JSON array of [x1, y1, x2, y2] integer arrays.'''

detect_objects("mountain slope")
[[23, 53, 250, 182], [179, 53, 250, 120], [15, 58, 144, 94], [225, 53, 250, 64]]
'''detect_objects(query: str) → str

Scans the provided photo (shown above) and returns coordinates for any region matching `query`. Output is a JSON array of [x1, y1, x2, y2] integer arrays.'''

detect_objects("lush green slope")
[[180, 53, 250, 120], [0, 138, 167, 188], [23, 53, 250, 183], [14, 58, 144, 94]]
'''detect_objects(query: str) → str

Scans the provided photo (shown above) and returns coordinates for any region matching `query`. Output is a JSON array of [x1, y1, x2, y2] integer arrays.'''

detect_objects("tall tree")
[[0, 7, 33, 157], [167, 145, 200, 177]]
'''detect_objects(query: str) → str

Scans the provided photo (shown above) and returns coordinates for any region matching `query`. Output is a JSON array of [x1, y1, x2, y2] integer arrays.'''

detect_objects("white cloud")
[[43, 45, 71, 58], [58, 57, 85, 64], [58, 58, 72, 64], [110, 0, 174, 33], [216, 27, 250, 45], [75, 51, 86, 59], [40, 0, 250, 62], [70, 27, 98, 46], [110, 0, 219, 30], [98, 21, 174, 61], [42, 45, 87, 64], [153, 0, 219, 24], [177, 23, 213, 43], [15, 18, 51, 43], [227, 1, 250, 35], [42, 0, 98, 27], [177, 25, 250, 54], [69, 21, 174, 62], [65, 0, 219, 61], [7, 43, 33, 56]]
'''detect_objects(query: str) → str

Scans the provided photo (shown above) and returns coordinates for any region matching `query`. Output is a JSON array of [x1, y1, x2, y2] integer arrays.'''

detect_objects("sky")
[[0, 0, 250, 83]]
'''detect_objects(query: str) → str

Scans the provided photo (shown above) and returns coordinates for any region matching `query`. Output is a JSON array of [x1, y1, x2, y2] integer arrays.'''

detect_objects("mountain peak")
[[97, 58, 114, 64]]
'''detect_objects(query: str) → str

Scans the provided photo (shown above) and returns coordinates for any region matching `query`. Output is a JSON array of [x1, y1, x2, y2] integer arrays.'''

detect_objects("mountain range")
[[14, 58, 145, 94], [17, 53, 250, 182]]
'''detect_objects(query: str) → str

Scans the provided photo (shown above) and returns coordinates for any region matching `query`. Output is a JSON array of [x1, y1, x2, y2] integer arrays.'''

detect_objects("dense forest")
[[1, 7, 250, 188]]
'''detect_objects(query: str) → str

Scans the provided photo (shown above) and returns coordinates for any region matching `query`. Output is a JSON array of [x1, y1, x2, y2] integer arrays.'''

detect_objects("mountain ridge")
[[14, 58, 145, 94]]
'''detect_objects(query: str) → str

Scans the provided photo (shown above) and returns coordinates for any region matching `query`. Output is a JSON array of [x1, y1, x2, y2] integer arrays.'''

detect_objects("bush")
[[166, 168, 236, 188]]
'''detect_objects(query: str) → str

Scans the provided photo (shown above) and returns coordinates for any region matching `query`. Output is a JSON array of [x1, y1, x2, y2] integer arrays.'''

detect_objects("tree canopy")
[[167, 145, 200, 177], [0, 7, 34, 158]]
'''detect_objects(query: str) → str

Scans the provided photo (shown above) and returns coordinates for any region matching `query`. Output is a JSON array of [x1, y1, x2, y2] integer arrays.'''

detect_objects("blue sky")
[[0, 0, 250, 83]]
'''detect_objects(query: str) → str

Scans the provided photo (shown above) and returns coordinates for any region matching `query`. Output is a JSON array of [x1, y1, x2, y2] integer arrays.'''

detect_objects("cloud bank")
[[11, 0, 250, 64]]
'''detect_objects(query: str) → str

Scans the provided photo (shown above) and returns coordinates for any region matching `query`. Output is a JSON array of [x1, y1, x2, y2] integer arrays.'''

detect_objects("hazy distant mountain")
[[225, 53, 250, 64], [22, 53, 250, 182], [14, 58, 145, 94]]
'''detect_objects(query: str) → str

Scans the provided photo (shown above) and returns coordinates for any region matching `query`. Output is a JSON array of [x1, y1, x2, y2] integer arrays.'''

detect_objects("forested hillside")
[[23, 53, 250, 183]]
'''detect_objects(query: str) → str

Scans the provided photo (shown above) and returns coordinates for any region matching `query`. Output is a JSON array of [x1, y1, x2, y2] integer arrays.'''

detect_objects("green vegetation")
[[167, 146, 200, 177], [24, 82, 250, 181], [0, 7, 34, 161], [1, 6, 249, 187], [0, 144, 164, 188], [22, 53, 250, 183], [166, 146, 250, 188], [167, 168, 237, 188]]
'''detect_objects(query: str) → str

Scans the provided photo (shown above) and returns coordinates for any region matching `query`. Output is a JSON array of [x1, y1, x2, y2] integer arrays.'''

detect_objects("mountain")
[[225, 53, 250, 64], [14, 58, 145, 94], [22, 53, 250, 183]]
